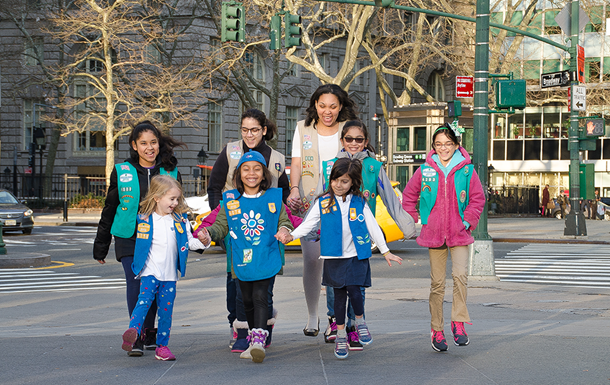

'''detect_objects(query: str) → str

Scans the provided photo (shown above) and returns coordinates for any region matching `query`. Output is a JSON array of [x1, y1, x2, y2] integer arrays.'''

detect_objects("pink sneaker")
[[155, 346, 176, 361], [121, 328, 138, 352]]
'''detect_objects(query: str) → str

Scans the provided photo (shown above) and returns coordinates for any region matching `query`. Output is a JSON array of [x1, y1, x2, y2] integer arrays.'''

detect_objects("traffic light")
[[28, 142, 34, 168], [269, 15, 281, 50], [585, 119, 605, 136], [284, 13, 301, 48], [221, 2, 245, 42], [447, 100, 462, 117]]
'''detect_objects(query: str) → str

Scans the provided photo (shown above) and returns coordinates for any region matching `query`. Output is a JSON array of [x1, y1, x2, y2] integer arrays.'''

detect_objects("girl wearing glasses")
[[287, 84, 359, 337], [205, 108, 290, 352], [319, 120, 416, 348], [402, 124, 485, 353]]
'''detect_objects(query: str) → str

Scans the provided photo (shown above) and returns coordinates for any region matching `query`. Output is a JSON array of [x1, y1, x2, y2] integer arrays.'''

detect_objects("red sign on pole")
[[567, 87, 571, 112], [456, 76, 474, 98], [577, 45, 585, 83]]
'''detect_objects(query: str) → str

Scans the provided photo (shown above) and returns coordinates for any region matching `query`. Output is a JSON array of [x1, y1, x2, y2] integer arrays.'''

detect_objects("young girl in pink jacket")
[[402, 123, 485, 353]]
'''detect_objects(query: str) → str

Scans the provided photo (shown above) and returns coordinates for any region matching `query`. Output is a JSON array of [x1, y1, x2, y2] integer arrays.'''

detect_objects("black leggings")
[[333, 285, 364, 326], [239, 278, 272, 330]]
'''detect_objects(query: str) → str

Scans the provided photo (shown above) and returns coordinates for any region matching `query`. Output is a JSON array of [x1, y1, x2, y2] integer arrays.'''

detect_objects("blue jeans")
[[326, 285, 366, 327], [121, 256, 156, 331], [129, 276, 176, 347]]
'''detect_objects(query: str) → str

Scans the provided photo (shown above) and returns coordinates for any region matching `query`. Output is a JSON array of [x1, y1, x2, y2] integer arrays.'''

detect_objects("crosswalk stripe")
[[0, 268, 125, 294], [496, 244, 610, 288]]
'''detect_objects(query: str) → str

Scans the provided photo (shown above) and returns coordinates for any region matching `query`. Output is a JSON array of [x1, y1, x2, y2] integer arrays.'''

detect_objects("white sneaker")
[[239, 345, 253, 359]]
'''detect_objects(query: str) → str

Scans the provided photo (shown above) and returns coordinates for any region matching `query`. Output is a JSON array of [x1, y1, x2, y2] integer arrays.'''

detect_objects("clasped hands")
[[197, 227, 212, 246], [274, 227, 293, 244]]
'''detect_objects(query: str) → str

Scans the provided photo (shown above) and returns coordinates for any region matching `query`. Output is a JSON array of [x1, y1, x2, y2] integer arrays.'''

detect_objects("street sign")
[[577, 45, 585, 83], [455, 76, 474, 98], [586, 119, 605, 136], [540, 71, 571, 88], [555, 4, 589, 35], [572, 85, 586, 111]]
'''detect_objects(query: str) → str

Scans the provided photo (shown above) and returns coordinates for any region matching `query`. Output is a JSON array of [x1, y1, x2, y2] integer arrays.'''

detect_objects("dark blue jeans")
[[121, 256, 156, 332]]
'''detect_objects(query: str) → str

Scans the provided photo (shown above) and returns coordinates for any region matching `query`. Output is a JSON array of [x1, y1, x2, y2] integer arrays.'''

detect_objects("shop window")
[[525, 112, 542, 138], [493, 141, 505, 161], [560, 140, 569, 160], [542, 139, 559, 160], [509, 113, 524, 139], [506, 140, 523, 160], [524, 140, 541, 160], [396, 127, 409, 151], [396, 166, 409, 191], [603, 138, 610, 159], [543, 112, 560, 138], [493, 116, 506, 139], [588, 139, 602, 160]]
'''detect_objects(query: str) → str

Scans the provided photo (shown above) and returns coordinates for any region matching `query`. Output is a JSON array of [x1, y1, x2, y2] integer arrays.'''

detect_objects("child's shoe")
[[121, 328, 138, 352], [155, 346, 176, 361], [229, 326, 237, 349], [346, 326, 363, 351], [249, 328, 269, 363], [431, 329, 448, 352], [143, 328, 157, 350], [334, 336, 349, 359], [232, 321, 250, 353], [356, 322, 373, 345], [323, 316, 337, 343], [128, 337, 144, 357], [451, 321, 470, 346]]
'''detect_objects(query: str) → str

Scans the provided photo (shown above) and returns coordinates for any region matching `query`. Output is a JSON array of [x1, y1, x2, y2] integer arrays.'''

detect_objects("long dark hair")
[[304, 84, 358, 127], [232, 162, 273, 196], [129, 121, 186, 171], [341, 120, 376, 153], [432, 123, 460, 148], [322, 158, 363, 209], [241, 108, 277, 142]]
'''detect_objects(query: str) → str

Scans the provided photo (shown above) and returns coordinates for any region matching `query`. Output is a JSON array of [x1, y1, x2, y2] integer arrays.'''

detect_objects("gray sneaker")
[[334, 336, 348, 359]]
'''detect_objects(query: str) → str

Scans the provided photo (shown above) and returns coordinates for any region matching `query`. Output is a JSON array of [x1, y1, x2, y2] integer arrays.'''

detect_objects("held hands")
[[383, 252, 402, 267], [274, 227, 293, 244], [287, 188, 302, 212], [197, 227, 212, 247]]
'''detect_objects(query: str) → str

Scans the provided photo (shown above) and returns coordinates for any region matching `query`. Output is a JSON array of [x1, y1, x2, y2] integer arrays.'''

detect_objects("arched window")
[[427, 72, 445, 101]]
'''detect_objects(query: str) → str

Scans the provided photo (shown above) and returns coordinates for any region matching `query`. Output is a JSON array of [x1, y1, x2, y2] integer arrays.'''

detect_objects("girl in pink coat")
[[402, 123, 485, 352]]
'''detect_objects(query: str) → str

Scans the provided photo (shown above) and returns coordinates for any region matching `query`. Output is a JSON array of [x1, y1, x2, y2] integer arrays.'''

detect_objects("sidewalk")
[[33, 211, 610, 243]]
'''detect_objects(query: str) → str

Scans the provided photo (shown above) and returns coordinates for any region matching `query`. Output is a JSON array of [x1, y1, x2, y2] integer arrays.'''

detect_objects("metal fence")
[[0, 172, 208, 208]]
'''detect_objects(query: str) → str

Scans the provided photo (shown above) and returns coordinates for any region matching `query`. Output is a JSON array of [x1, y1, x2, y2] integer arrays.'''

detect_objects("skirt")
[[322, 256, 371, 288]]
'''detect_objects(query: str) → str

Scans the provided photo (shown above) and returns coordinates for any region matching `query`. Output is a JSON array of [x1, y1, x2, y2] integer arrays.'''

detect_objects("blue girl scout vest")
[[132, 213, 190, 278], [319, 194, 372, 260], [222, 188, 283, 282], [419, 163, 473, 225], [322, 156, 382, 214], [111, 162, 178, 238]]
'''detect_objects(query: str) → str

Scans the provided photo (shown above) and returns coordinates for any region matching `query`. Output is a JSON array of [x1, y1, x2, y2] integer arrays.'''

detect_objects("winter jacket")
[[402, 146, 485, 248], [93, 158, 183, 262]]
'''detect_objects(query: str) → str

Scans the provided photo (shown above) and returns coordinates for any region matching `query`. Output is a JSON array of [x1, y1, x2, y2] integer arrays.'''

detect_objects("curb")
[[492, 237, 609, 245]]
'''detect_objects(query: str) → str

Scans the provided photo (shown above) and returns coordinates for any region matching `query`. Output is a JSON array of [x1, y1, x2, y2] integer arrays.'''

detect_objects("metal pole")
[[63, 173, 68, 222], [38, 146, 43, 202], [564, 0, 586, 236], [469, 0, 496, 278], [12, 146, 17, 196]]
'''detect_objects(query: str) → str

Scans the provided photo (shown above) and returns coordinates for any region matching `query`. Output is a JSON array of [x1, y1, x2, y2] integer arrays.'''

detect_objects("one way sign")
[[572, 85, 586, 111]]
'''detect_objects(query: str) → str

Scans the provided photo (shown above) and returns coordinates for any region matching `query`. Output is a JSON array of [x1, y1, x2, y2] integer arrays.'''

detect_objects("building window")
[[23, 99, 44, 150], [73, 84, 106, 153], [396, 127, 409, 151], [427, 72, 445, 101], [210, 37, 223, 65], [414, 126, 427, 151], [289, 63, 300, 77], [286, 107, 298, 152], [396, 166, 409, 191], [208, 101, 223, 153], [244, 51, 264, 81], [145, 43, 161, 64], [24, 37, 43, 66]]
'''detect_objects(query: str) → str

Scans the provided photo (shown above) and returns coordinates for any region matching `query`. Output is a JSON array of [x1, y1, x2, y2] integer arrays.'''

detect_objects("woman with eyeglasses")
[[402, 123, 485, 353], [318, 120, 416, 347], [287, 84, 359, 337], [205, 108, 289, 352]]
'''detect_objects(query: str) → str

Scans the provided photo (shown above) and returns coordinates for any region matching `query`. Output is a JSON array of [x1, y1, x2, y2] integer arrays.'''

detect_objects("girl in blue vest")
[[320, 120, 416, 349], [402, 123, 485, 353], [199, 151, 293, 364], [121, 175, 206, 361], [94, 121, 185, 356], [277, 158, 402, 359]]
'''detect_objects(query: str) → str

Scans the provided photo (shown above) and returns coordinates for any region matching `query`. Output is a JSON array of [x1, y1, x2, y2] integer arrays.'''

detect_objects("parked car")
[[185, 181, 407, 252], [0, 189, 34, 234]]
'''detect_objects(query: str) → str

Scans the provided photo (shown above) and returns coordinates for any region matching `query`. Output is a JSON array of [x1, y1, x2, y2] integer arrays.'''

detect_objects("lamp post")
[[372, 113, 385, 161], [197, 147, 208, 194]]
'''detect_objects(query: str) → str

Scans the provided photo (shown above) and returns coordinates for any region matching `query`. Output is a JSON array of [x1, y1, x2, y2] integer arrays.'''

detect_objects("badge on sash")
[[226, 193, 235, 199], [138, 223, 150, 233], [275, 163, 281, 171], [303, 141, 313, 150], [119, 173, 133, 183], [175, 222, 184, 234], [268, 203, 276, 213], [243, 249, 253, 263], [350, 208, 357, 221], [120, 165, 130, 170], [227, 200, 240, 210], [460, 190, 467, 203]]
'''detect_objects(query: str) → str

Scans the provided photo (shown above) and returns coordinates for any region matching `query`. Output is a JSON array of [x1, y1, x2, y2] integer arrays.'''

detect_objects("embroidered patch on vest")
[[119, 173, 133, 183], [230, 151, 242, 159], [181, 246, 187, 252], [243, 249, 253, 263], [422, 184, 432, 192], [275, 163, 281, 171], [120, 164, 130, 170], [303, 141, 312, 150], [350, 208, 357, 221], [363, 190, 370, 199], [369, 165, 375, 172], [229, 209, 241, 216], [422, 168, 437, 178], [137, 223, 150, 233], [226, 193, 235, 199], [304, 134, 311, 140], [268, 203, 276, 213], [227, 200, 240, 210], [460, 190, 467, 203], [175, 223, 184, 234], [302, 171, 314, 178], [137, 233, 149, 239]]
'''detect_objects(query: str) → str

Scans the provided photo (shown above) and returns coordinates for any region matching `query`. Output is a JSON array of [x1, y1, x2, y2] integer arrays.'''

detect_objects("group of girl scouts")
[[95, 86, 485, 364]]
